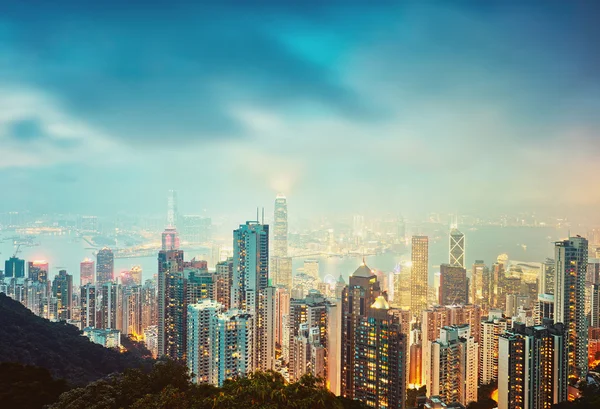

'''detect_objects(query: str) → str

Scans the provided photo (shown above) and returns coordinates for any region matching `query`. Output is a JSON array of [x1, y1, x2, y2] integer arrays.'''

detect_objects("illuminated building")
[[100, 282, 120, 330], [158, 245, 186, 360], [439, 264, 467, 306], [80, 284, 97, 329], [4, 257, 25, 278], [271, 256, 292, 289], [141, 279, 157, 329], [449, 228, 465, 268], [80, 258, 95, 286], [273, 194, 288, 257], [479, 309, 509, 385], [392, 262, 411, 310], [83, 327, 121, 349], [161, 228, 180, 251], [122, 285, 142, 337], [471, 260, 486, 307], [498, 322, 567, 409], [352, 296, 407, 409], [231, 221, 273, 371], [428, 324, 478, 407], [341, 262, 382, 399], [167, 189, 178, 228], [411, 236, 429, 315], [540, 259, 555, 295], [592, 285, 600, 328], [186, 268, 215, 304], [130, 265, 142, 286], [275, 287, 290, 349], [409, 328, 423, 387], [96, 248, 114, 284], [215, 258, 233, 309], [52, 269, 72, 321], [28, 260, 49, 283], [144, 325, 158, 357], [534, 294, 554, 326], [287, 290, 339, 391], [187, 301, 253, 386], [554, 236, 588, 380]]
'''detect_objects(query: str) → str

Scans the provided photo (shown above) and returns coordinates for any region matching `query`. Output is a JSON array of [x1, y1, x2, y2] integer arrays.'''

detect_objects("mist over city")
[[0, 2, 599, 409]]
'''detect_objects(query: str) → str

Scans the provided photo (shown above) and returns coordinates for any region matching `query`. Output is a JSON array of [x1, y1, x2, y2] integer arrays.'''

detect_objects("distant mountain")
[[0, 293, 151, 386]]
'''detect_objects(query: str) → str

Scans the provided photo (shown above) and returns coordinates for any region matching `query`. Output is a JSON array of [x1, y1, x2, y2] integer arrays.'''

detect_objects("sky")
[[0, 1, 599, 222]]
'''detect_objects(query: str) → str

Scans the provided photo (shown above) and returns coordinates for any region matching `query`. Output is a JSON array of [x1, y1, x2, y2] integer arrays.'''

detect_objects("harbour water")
[[0, 226, 571, 285]]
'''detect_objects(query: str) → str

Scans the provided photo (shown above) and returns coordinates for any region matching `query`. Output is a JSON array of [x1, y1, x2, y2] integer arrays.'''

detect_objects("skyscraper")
[[215, 258, 233, 310], [449, 228, 465, 268], [100, 282, 120, 330], [271, 256, 292, 289], [479, 309, 509, 385], [122, 285, 143, 337], [167, 189, 178, 228], [80, 284, 97, 329], [554, 236, 588, 380], [142, 279, 157, 329], [439, 263, 468, 306], [4, 256, 25, 278], [273, 194, 288, 257], [96, 248, 114, 284], [28, 260, 49, 283], [80, 258, 95, 286], [498, 322, 567, 409], [411, 236, 429, 315], [52, 270, 73, 321], [162, 227, 180, 251], [471, 260, 487, 307]]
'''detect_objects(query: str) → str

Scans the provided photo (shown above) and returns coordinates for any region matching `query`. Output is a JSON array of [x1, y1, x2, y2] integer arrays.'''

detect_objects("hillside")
[[0, 293, 151, 385]]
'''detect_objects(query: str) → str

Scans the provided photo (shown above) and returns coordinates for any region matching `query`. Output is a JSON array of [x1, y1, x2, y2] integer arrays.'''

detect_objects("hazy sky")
[[0, 1, 599, 221]]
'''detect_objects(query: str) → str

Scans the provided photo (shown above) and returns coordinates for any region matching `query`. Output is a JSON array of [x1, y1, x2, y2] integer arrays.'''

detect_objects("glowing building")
[[96, 248, 114, 284], [411, 236, 429, 315], [439, 264, 468, 306], [80, 258, 95, 286], [52, 270, 73, 321], [449, 228, 465, 268]]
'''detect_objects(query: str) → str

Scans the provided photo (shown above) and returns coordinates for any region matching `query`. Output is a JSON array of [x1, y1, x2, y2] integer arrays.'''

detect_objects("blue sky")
[[0, 1, 599, 220]]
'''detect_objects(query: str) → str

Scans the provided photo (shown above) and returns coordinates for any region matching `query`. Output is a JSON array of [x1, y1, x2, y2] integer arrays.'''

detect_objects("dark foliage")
[[0, 362, 68, 409], [0, 293, 152, 385], [467, 382, 497, 409], [407, 385, 427, 408]]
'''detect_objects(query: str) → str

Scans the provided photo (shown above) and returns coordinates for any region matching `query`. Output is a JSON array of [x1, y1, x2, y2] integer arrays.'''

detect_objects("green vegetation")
[[0, 362, 68, 408], [407, 385, 427, 408]]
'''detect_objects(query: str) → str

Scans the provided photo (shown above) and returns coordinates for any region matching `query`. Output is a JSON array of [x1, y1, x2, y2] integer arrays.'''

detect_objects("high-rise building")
[[449, 228, 465, 268], [4, 257, 25, 278], [479, 309, 509, 385], [167, 189, 178, 228], [498, 322, 567, 409], [28, 260, 49, 283], [341, 262, 382, 399], [100, 282, 121, 330], [353, 296, 407, 409], [96, 248, 114, 284], [52, 270, 73, 321], [186, 268, 215, 305], [80, 258, 95, 286], [187, 301, 253, 387], [80, 284, 97, 329], [428, 324, 478, 407], [141, 279, 157, 329], [554, 236, 588, 380], [122, 285, 143, 337], [535, 294, 554, 326], [273, 194, 288, 257], [271, 256, 292, 289], [471, 260, 487, 307], [439, 264, 468, 306], [411, 236, 429, 315], [540, 259, 555, 295], [215, 258, 233, 309], [157, 246, 186, 360], [162, 228, 180, 251]]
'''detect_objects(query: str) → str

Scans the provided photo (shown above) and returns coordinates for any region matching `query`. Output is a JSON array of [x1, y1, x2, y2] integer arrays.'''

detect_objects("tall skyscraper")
[[411, 236, 429, 315], [554, 236, 588, 380], [96, 248, 114, 284], [498, 322, 567, 409], [540, 259, 555, 295], [80, 258, 95, 286], [167, 189, 178, 228], [162, 227, 180, 251], [4, 256, 25, 278], [28, 260, 49, 283], [141, 279, 157, 329], [449, 227, 465, 268], [439, 263, 468, 306], [341, 262, 382, 399], [271, 256, 292, 289], [100, 282, 120, 330], [273, 194, 288, 257], [80, 284, 97, 329], [479, 309, 509, 385], [471, 260, 487, 306], [122, 285, 143, 337], [52, 270, 73, 321]]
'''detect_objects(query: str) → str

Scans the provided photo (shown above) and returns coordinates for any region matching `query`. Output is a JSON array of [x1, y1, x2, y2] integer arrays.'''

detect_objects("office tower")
[[303, 259, 319, 281], [428, 324, 478, 407], [158, 245, 186, 360], [498, 322, 567, 409], [80, 258, 95, 286], [101, 282, 120, 330], [187, 301, 253, 387], [534, 294, 554, 326], [479, 309, 509, 385], [181, 215, 212, 244], [353, 296, 407, 409], [287, 291, 337, 384], [449, 228, 465, 268], [215, 258, 233, 309], [81, 284, 97, 329], [52, 270, 73, 321], [96, 248, 114, 284], [554, 236, 588, 380], [129, 265, 142, 286], [122, 285, 143, 337], [411, 236, 429, 315], [142, 279, 157, 329], [28, 260, 49, 283], [439, 264, 468, 306], [409, 328, 423, 387], [275, 287, 290, 348], [392, 262, 411, 310], [25, 281, 47, 317], [167, 189, 178, 228], [592, 284, 600, 328], [186, 268, 215, 305], [341, 262, 381, 399], [471, 260, 486, 306], [273, 194, 288, 257], [540, 259, 555, 295], [4, 256, 25, 278], [271, 256, 292, 289], [162, 227, 180, 251]]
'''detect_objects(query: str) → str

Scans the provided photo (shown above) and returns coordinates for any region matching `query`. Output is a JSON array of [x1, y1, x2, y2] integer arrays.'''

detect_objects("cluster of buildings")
[[0, 195, 597, 409]]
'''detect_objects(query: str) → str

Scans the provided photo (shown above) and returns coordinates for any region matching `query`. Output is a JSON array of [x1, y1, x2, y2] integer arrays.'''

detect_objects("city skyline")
[[0, 2, 599, 221]]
